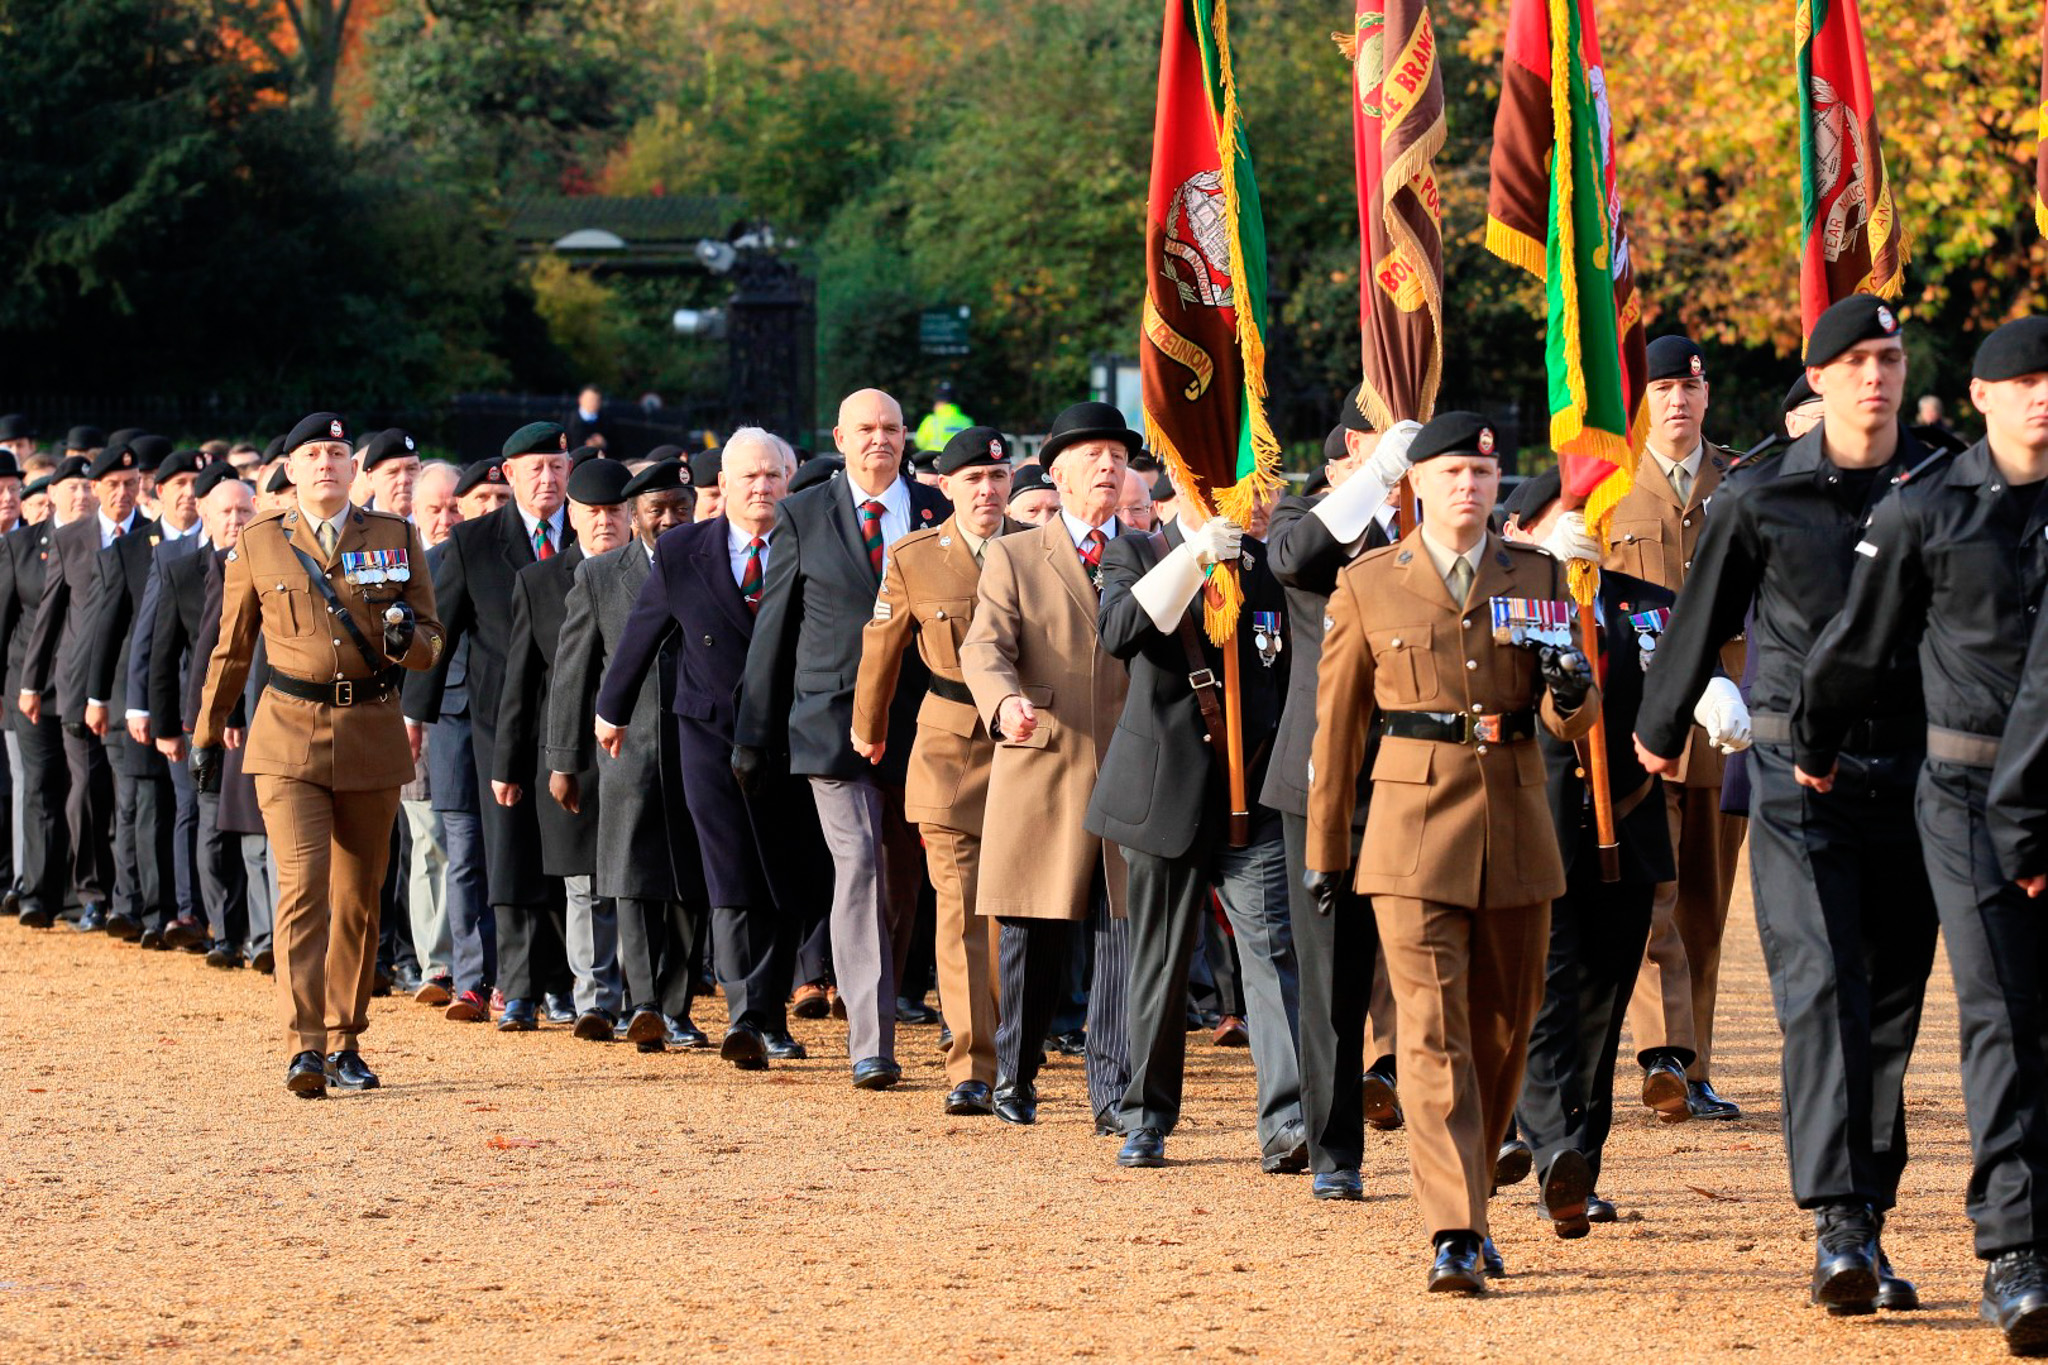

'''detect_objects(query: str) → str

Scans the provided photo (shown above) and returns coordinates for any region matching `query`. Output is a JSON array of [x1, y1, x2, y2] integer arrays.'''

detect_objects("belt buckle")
[[1188, 668, 1217, 691], [334, 680, 353, 707], [1471, 713, 1503, 744]]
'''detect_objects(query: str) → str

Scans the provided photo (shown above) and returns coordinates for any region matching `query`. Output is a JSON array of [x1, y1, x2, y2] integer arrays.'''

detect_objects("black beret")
[[284, 412, 350, 452], [502, 421, 567, 460], [687, 446, 722, 488], [1303, 468, 1331, 498], [264, 464, 293, 494], [105, 427, 144, 453], [1338, 384, 1376, 434], [910, 446, 940, 474], [194, 460, 241, 499], [86, 442, 141, 479], [1151, 470, 1176, 503], [50, 455, 91, 487], [1501, 465, 1564, 524], [622, 459, 686, 499], [1782, 373, 1819, 414], [1007, 462, 1054, 502], [455, 459, 508, 496], [788, 455, 842, 495], [358, 428, 420, 469], [1129, 448, 1161, 472], [0, 414, 36, 441], [1805, 293, 1902, 367], [1646, 335, 1707, 383], [155, 448, 206, 481], [21, 474, 51, 498], [262, 434, 288, 462], [569, 445, 604, 468], [128, 434, 173, 471], [1038, 401, 1143, 464], [65, 425, 106, 452], [1409, 410, 1501, 464], [567, 456, 632, 506], [1973, 316, 2048, 383], [645, 443, 686, 466], [1323, 424, 1350, 464], [935, 425, 1012, 476]]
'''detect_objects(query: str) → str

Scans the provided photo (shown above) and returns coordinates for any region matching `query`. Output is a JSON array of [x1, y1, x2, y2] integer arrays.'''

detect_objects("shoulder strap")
[[289, 543, 386, 675]]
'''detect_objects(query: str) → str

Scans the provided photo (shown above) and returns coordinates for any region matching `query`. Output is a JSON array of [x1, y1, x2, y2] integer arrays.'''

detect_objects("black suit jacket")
[[733, 476, 950, 782], [1261, 494, 1392, 824], [85, 523, 172, 776], [1540, 569, 1676, 886], [0, 521, 55, 703], [496, 545, 596, 875], [1084, 523, 1289, 860], [148, 547, 212, 739], [24, 515, 128, 720]]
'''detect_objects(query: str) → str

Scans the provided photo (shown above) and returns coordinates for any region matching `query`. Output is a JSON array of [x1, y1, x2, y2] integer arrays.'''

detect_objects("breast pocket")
[[260, 582, 317, 638], [1367, 625, 1436, 706], [1608, 520, 1664, 581], [916, 597, 976, 673]]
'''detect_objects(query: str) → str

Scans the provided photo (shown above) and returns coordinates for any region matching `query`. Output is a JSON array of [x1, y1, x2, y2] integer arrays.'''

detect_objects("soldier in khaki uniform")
[[1305, 412, 1599, 1294], [1601, 337, 1753, 1122], [852, 425, 1024, 1116], [193, 412, 443, 1099]]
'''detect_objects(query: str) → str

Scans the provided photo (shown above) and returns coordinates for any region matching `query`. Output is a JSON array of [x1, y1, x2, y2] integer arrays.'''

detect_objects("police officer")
[[192, 412, 443, 1098], [1304, 412, 1597, 1293], [1802, 316, 2048, 1350], [1635, 294, 1937, 1315]]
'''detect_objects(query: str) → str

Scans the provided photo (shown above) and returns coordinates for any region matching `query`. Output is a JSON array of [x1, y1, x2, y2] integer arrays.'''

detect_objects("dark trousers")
[[714, 906, 787, 1032], [1919, 760, 2048, 1258], [62, 724, 113, 905], [13, 709, 67, 914], [195, 788, 250, 944], [793, 905, 833, 989], [440, 808, 492, 993], [128, 767, 174, 929], [1202, 913, 1246, 1017], [1516, 859, 1655, 1187], [377, 813, 414, 974], [1748, 742, 1937, 1211], [618, 897, 701, 1019], [1284, 811, 1377, 1174], [495, 882, 570, 1002], [995, 895, 1132, 1120], [167, 757, 198, 922]]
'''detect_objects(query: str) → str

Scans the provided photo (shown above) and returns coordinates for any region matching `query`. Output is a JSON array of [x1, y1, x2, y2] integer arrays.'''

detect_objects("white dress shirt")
[[1059, 507, 1120, 548], [516, 503, 568, 558], [727, 521, 773, 587], [96, 510, 137, 549], [846, 473, 912, 571]]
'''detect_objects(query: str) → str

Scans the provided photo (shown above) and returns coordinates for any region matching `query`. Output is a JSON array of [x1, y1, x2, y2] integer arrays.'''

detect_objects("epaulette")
[[245, 507, 289, 530], [358, 506, 410, 525]]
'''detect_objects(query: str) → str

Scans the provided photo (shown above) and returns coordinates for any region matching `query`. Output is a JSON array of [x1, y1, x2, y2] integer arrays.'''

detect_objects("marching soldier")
[[1805, 317, 2048, 1351], [851, 425, 1023, 1116], [1304, 412, 1598, 1293], [192, 412, 443, 1098]]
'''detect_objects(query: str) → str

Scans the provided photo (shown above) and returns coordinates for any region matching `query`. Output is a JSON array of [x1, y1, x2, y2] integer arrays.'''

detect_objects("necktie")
[[533, 522, 554, 561], [1447, 556, 1473, 607], [109, 520, 123, 540], [859, 500, 885, 579], [1079, 528, 1106, 588], [1670, 464, 1692, 505], [316, 521, 336, 558], [739, 537, 766, 613]]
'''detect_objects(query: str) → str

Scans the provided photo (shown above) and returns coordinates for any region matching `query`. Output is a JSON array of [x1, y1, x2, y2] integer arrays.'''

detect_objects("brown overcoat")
[[1306, 529, 1598, 909], [958, 516, 1129, 921]]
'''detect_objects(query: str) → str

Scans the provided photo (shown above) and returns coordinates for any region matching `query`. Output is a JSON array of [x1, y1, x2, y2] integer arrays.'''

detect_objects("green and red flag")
[[1337, 0, 1447, 429], [1140, 0, 1279, 641], [1795, 0, 1907, 339], [2036, 1, 2048, 239], [1485, 0, 1646, 602]]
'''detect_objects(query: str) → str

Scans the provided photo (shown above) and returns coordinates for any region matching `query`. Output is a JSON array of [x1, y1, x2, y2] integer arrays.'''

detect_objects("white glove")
[[1693, 675, 1752, 754], [1538, 509, 1602, 563], [1132, 541, 1210, 633], [1311, 418, 1422, 543], [1185, 515, 1243, 568]]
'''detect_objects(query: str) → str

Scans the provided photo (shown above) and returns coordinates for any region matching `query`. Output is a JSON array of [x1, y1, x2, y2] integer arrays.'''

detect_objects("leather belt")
[[268, 667, 402, 708], [1750, 710, 1921, 754], [927, 674, 974, 706], [1380, 709, 1537, 746], [1927, 725, 2000, 768]]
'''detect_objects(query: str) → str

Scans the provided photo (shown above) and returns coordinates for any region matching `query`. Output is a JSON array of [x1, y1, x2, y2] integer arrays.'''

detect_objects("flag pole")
[[1573, 562, 1620, 882], [1219, 566, 1251, 847]]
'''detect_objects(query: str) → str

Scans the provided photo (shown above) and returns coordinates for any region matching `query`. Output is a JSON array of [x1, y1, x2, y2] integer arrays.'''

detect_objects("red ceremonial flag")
[[2037, 1, 2048, 238], [1796, 0, 1907, 340]]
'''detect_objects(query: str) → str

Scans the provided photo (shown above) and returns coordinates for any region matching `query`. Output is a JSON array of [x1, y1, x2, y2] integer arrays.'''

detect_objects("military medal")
[[1628, 607, 1670, 671], [1489, 596, 1574, 648], [388, 548, 410, 583], [1250, 611, 1282, 668]]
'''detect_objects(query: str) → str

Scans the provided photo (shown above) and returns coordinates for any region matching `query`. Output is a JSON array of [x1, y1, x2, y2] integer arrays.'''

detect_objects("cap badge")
[[557, 435, 568, 452], [1477, 427, 1496, 456], [988, 438, 1003, 459], [121, 452, 133, 468], [329, 419, 344, 439], [488, 464, 501, 481], [1876, 304, 1897, 333], [403, 436, 415, 451], [1689, 354, 1703, 376]]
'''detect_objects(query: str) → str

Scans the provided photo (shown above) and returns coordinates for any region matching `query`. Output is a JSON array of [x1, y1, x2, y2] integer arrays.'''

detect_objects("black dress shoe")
[[1428, 1232, 1488, 1294], [1118, 1128, 1167, 1168], [1493, 1138, 1534, 1189], [572, 1008, 615, 1042], [896, 996, 940, 1025], [994, 1080, 1038, 1125], [1876, 1247, 1919, 1311], [1810, 1202, 1880, 1314], [1051, 1029, 1087, 1056], [1688, 1078, 1742, 1120], [106, 910, 144, 942], [324, 1050, 380, 1090], [204, 941, 241, 969], [624, 1007, 666, 1047], [1641, 1054, 1692, 1123], [1312, 1169, 1364, 1202], [542, 993, 576, 1025], [936, 1025, 953, 1052], [137, 927, 166, 950], [1, 887, 17, 916], [1539, 1148, 1593, 1239], [251, 948, 275, 974], [1362, 1065, 1403, 1131], [1095, 1108, 1122, 1137], [666, 1016, 710, 1049], [851, 1056, 902, 1090], [1482, 1238, 1506, 1278], [721, 1023, 770, 1071], [1261, 1126, 1310, 1175], [164, 915, 209, 950], [370, 967, 393, 997], [285, 1051, 327, 1099], [74, 902, 107, 933], [497, 998, 539, 1031], [1983, 1250, 2048, 1354], [1586, 1193, 1618, 1224], [945, 1080, 994, 1115], [17, 902, 54, 929], [765, 1030, 807, 1060]]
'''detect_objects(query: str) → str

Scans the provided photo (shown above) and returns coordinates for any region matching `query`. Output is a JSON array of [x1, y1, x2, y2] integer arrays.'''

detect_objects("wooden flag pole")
[[1390, 473, 1413, 538], [1577, 594, 1621, 882], [1220, 566, 1251, 848]]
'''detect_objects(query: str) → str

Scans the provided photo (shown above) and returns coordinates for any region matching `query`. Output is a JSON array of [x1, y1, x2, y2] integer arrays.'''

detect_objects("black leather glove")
[[1303, 868, 1343, 917], [191, 746, 224, 795], [382, 600, 416, 660], [730, 744, 768, 799], [1538, 643, 1594, 711]]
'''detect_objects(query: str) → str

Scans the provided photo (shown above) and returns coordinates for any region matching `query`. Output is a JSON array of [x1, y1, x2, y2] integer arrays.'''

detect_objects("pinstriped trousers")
[[994, 881, 1132, 1122]]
